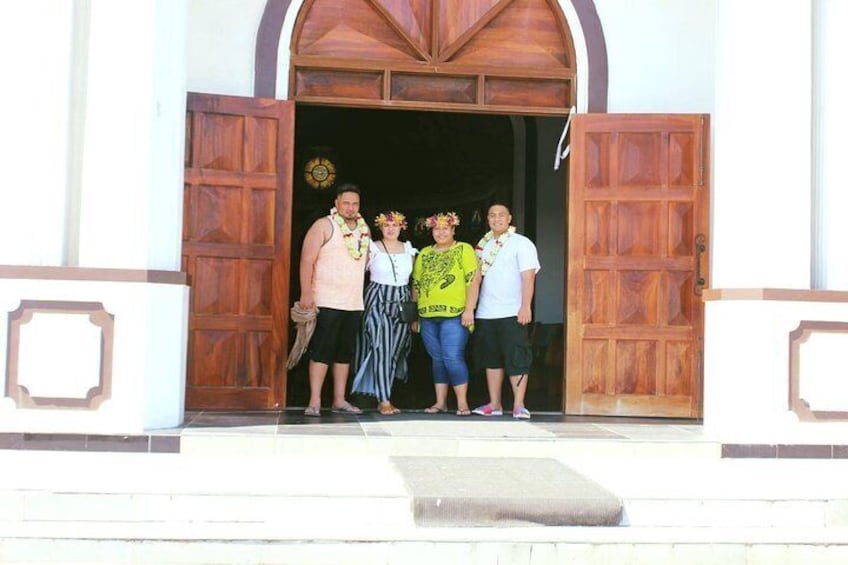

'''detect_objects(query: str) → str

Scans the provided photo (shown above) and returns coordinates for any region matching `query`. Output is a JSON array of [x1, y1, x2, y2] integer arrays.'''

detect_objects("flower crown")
[[424, 212, 460, 229], [374, 211, 407, 230]]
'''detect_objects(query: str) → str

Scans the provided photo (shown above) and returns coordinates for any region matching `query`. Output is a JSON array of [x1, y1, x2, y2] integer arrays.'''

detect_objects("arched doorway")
[[182, 0, 709, 418], [283, 1, 575, 410]]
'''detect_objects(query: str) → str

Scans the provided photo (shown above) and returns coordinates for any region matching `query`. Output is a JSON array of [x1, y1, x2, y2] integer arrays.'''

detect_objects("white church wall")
[[0, 1, 191, 434], [0, 273, 189, 433], [0, 1, 75, 266], [596, 0, 716, 114], [712, 1, 812, 289], [186, 0, 266, 97], [704, 293, 848, 443]]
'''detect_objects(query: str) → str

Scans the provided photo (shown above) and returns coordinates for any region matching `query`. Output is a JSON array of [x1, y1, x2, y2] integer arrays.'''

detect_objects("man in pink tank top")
[[298, 183, 369, 416]]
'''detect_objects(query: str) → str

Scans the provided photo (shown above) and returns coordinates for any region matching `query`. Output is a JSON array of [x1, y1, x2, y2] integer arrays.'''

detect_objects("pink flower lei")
[[330, 207, 370, 260]]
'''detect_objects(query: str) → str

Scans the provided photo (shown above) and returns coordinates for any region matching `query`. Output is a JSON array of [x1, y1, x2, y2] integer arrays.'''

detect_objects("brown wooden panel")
[[618, 132, 662, 187], [184, 93, 294, 410], [193, 258, 239, 315], [584, 201, 611, 256], [191, 185, 243, 243], [666, 271, 694, 327], [246, 260, 273, 316], [297, 0, 421, 61], [668, 202, 694, 256], [295, 69, 383, 100], [391, 73, 477, 103], [582, 270, 610, 325], [567, 114, 709, 418], [581, 339, 607, 394], [290, 0, 575, 115], [448, 0, 570, 69], [190, 330, 240, 387], [669, 132, 695, 187], [196, 114, 244, 170], [617, 270, 659, 326], [249, 189, 276, 245], [439, 0, 502, 55], [375, 0, 432, 55], [615, 340, 657, 395], [585, 133, 611, 188], [666, 341, 692, 395], [617, 202, 660, 256], [484, 77, 570, 109], [245, 117, 278, 173]]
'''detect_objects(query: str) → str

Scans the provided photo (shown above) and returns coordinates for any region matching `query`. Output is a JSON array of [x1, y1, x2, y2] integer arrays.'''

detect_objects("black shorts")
[[308, 308, 362, 365], [474, 317, 532, 376]]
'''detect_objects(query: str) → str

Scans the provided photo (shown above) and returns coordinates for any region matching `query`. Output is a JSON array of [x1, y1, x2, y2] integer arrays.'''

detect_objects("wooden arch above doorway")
[[289, 0, 577, 115]]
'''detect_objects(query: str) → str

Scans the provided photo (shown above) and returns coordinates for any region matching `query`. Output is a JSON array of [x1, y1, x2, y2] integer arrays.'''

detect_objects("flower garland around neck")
[[475, 226, 516, 275], [330, 207, 370, 260]]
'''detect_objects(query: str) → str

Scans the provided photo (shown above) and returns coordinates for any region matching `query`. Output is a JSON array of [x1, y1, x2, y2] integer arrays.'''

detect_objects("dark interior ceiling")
[[294, 105, 514, 222]]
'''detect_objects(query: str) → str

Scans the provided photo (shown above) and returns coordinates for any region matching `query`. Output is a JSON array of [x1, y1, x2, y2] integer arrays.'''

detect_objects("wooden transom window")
[[290, 0, 576, 116]]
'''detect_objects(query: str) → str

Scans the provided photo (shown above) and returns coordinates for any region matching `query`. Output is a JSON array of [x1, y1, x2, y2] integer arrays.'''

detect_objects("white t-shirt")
[[475, 232, 540, 319], [367, 240, 418, 286]]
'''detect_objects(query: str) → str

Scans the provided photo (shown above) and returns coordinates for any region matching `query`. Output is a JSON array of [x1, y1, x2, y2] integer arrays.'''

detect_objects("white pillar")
[[812, 0, 848, 290], [0, 1, 75, 266], [712, 0, 811, 289], [78, 0, 188, 270]]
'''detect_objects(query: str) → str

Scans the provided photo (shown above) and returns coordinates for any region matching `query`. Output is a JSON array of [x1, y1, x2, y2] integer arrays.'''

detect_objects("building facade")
[[1, 0, 847, 443]]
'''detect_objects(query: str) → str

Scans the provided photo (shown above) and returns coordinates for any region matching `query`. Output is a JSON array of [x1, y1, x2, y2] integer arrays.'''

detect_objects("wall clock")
[[304, 156, 336, 190]]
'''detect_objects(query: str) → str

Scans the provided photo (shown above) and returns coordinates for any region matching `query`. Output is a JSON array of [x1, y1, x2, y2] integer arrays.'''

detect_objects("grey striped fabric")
[[351, 282, 413, 402]]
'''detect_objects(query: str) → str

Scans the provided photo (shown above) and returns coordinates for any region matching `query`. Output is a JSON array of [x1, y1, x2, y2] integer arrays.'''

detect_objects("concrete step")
[[2, 527, 848, 564]]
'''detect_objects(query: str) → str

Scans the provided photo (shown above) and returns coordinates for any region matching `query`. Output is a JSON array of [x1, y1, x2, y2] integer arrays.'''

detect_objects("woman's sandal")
[[456, 408, 472, 417], [424, 405, 447, 414], [378, 402, 401, 415], [304, 405, 321, 417]]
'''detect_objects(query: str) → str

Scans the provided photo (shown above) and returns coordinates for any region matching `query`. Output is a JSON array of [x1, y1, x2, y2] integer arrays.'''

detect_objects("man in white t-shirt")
[[471, 203, 541, 419]]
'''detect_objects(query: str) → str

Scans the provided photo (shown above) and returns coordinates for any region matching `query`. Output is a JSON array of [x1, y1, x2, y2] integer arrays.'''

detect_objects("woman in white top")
[[351, 211, 418, 415]]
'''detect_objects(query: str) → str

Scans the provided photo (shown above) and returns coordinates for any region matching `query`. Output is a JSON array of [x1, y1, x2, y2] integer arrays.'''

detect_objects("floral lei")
[[330, 207, 370, 260], [475, 226, 516, 275]]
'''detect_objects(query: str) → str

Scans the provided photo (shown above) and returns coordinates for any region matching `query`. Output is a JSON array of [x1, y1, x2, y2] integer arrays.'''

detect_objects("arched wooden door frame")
[[253, 0, 608, 111]]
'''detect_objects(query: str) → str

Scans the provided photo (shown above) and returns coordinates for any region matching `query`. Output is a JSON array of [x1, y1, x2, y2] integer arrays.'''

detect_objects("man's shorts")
[[308, 308, 362, 365], [474, 316, 533, 377]]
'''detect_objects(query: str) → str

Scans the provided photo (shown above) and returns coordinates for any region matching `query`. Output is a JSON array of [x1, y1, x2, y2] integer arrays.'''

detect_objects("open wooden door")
[[182, 93, 294, 410], [566, 114, 709, 417]]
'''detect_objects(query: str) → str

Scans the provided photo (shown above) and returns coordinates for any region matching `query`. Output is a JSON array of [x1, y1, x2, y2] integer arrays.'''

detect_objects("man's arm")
[[517, 269, 536, 325], [298, 219, 330, 310]]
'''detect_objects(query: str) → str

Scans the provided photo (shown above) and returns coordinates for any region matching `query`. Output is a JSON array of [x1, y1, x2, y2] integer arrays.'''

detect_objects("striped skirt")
[[351, 282, 412, 403]]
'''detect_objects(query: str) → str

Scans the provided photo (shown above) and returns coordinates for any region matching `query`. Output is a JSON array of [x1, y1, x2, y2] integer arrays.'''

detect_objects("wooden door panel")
[[566, 114, 709, 418], [291, 0, 575, 115], [183, 93, 294, 410]]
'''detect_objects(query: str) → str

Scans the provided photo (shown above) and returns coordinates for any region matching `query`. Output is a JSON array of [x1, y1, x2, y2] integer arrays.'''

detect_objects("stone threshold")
[[0, 433, 179, 453], [3, 431, 848, 460], [722, 443, 848, 459]]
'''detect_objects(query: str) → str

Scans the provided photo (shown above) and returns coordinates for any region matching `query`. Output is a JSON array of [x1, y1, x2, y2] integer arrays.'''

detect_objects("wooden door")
[[183, 93, 294, 410], [566, 114, 709, 417]]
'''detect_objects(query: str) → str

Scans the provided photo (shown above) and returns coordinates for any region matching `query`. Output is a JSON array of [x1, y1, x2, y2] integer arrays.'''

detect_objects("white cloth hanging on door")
[[554, 106, 576, 171]]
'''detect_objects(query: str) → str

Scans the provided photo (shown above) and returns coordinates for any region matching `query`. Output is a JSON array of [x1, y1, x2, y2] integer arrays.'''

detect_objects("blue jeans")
[[419, 316, 470, 386]]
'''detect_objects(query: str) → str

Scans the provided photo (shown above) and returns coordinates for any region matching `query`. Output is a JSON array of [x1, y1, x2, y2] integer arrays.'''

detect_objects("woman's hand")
[[410, 320, 419, 333], [461, 310, 475, 328]]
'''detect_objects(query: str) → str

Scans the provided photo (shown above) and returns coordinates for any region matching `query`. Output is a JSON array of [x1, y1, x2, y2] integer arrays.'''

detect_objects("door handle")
[[694, 234, 706, 295]]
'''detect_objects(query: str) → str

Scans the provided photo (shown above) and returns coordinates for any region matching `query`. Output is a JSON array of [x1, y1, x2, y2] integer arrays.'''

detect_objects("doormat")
[[390, 456, 622, 527]]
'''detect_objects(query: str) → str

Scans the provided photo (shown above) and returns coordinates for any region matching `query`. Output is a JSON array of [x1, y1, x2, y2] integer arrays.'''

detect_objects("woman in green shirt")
[[412, 212, 480, 416]]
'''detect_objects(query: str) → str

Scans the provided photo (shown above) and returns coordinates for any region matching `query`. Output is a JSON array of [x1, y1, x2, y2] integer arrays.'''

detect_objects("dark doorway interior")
[[287, 105, 564, 412]]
